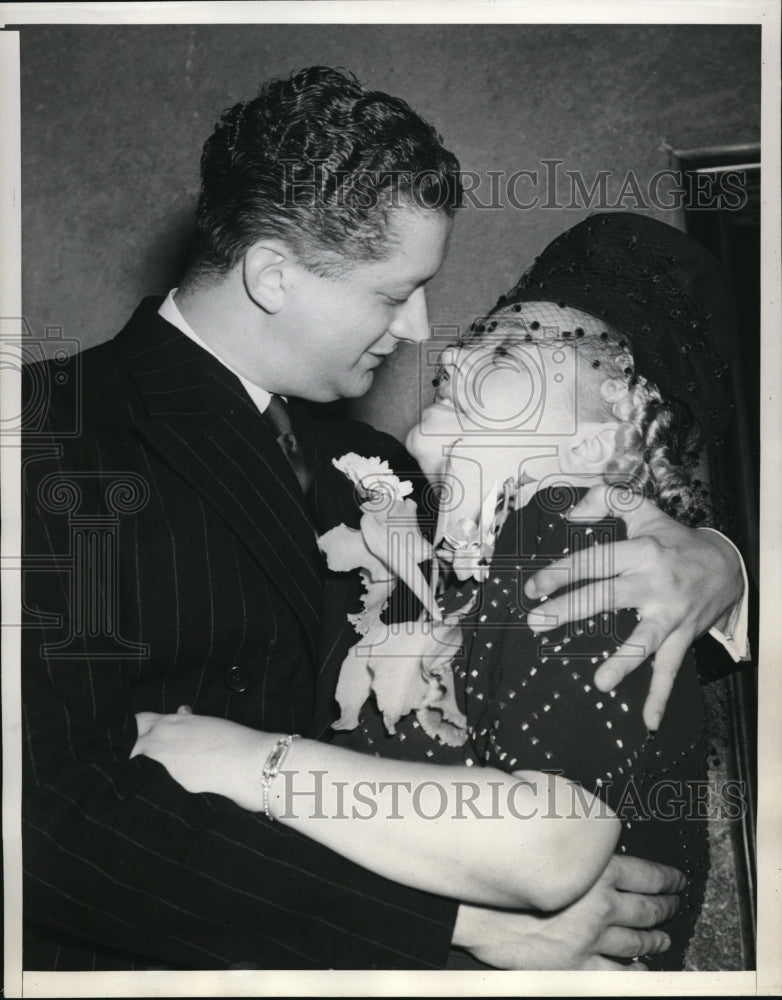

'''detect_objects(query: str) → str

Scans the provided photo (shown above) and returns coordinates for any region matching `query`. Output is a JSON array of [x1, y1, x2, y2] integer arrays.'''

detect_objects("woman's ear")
[[598, 374, 635, 420], [561, 421, 620, 475], [598, 377, 630, 406], [243, 242, 288, 313]]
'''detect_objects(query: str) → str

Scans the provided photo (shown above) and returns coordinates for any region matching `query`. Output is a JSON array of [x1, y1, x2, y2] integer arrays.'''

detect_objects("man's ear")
[[561, 421, 620, 475], [243, 242, 289, 313]]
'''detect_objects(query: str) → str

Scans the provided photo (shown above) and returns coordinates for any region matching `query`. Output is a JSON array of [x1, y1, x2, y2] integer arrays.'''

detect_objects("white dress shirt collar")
[[158, 289, 272, 414]]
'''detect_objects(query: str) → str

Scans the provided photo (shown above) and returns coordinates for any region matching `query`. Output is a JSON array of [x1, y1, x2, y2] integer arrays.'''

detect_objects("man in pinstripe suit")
[[22, 67, 747, 971]]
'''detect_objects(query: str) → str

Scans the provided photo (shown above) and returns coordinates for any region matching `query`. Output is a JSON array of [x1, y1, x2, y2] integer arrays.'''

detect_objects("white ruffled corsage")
[[331, 453, 413, 506], [435, 478, 518, 583], [319, 453, 471, 745], [332, 616, 468, 747]]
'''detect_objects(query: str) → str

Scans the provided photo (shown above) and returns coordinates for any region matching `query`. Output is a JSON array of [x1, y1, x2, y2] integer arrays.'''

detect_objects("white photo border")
[[1, 2, 779, 997]]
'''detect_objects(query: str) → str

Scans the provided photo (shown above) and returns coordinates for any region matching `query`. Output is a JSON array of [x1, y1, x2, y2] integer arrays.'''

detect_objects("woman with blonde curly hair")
[[395, 211, 739, 968]]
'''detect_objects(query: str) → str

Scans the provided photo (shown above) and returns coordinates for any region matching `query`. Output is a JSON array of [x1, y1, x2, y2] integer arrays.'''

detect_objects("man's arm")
[[23, 665, 461, 969], [524, 486, 746, 729], [21, 412, 457, 971], [699, 527, 751, 663]]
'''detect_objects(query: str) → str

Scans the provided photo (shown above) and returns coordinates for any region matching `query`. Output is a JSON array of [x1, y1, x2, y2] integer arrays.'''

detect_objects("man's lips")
[[365, 348, 397, 367]]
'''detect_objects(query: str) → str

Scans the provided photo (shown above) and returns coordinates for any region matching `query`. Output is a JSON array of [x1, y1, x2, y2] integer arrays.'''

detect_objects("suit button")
[[225, 664, 251, 693]]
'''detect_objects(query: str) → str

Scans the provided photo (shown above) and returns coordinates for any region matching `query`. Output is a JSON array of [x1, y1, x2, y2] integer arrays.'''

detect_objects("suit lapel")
[[114, 300, 324, 660], [295, 411, 369, 738]]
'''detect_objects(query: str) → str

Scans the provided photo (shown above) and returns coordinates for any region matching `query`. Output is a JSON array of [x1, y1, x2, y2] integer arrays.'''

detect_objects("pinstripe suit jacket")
[[22, 298, 457, 970]]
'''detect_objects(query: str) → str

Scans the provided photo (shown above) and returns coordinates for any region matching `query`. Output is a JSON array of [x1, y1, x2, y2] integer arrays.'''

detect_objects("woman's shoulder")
[[501, 483, 629, 560]]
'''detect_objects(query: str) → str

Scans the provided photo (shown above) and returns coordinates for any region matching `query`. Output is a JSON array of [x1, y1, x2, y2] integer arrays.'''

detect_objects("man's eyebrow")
[[387, 277, 426, 292], [400, 267, 441, 288]]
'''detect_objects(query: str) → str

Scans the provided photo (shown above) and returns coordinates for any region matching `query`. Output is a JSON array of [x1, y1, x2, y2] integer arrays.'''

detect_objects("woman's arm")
[[133, 710, 619, 912]]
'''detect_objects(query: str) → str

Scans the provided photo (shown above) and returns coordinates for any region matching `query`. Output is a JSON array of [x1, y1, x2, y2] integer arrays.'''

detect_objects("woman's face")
[[407, 336, 580, 481]]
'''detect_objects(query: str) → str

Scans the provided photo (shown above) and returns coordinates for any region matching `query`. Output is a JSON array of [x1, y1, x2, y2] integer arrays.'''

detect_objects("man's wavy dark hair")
[[191, 66, 462, 279]]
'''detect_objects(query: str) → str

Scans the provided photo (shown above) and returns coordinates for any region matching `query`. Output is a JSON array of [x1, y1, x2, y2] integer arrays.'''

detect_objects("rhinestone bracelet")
[[261, 734, 300, 820]]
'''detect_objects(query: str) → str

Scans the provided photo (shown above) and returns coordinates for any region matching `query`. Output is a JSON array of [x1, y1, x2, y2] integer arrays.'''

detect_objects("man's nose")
[[388, 287, 430, 344]]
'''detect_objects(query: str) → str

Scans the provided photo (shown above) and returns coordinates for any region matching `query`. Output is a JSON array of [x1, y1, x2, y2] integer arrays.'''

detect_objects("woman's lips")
[[421, 400, 459, 424]]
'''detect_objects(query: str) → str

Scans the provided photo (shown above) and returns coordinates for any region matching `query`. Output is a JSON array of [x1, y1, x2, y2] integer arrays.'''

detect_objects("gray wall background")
[[19, 23, 760, 440]]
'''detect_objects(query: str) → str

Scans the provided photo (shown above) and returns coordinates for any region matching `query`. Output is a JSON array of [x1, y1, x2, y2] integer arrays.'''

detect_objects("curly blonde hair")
[[602, 370, 712, 527], [473, 304, 713, 527]]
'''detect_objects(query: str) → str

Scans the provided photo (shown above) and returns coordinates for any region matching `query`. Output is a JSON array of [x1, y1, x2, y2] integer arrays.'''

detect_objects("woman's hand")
[[132, 707, 270, 812], [524, 486, 744, 729]]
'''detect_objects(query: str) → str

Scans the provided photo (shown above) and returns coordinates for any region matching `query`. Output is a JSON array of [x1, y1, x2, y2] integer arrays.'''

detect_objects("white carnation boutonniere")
[[318, 454, 439, 635], [331, 453, 414, 506], [318, 453, 468, 745]]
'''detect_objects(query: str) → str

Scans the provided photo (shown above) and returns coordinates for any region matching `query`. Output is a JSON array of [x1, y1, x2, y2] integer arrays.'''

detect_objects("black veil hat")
[[488, 212, 737, 441]]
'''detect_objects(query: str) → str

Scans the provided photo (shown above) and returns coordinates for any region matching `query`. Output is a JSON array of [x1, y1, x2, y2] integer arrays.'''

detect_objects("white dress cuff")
[[700, 527, 750, 661]]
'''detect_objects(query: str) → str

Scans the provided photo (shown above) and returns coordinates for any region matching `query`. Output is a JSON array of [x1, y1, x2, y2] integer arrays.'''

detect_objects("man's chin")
[[295, 371, 373, 403], [343, 369, 375, 398]]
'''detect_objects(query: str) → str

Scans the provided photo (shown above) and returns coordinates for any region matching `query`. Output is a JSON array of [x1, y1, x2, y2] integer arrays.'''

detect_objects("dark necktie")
[[264, 394, 317, 494]]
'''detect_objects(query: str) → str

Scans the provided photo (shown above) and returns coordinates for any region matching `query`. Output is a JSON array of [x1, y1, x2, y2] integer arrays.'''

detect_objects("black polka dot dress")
[[460, 486, 709, 970], [338, 486, 709, 969]]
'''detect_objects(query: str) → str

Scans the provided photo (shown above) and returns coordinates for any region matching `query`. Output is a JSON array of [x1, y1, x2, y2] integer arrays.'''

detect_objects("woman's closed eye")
[[432, 345, 464, 392], [438, 344, 465, 371]]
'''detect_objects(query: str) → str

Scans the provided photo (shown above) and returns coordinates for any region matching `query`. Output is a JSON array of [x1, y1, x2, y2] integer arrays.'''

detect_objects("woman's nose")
[[432, 345, 461, 398], [388, 287, 430, 344]]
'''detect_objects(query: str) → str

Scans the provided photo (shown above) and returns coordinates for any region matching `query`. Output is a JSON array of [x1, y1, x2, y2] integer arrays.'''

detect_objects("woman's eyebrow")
[[437, 348, 464, 372]]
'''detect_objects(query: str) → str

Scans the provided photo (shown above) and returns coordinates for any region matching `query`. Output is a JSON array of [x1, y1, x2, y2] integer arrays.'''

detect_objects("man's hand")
[[451, 854, 684, 970], [524, 486, 743, 730]]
